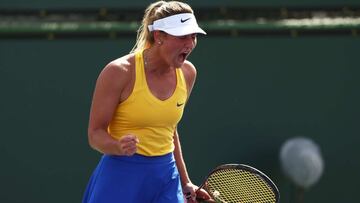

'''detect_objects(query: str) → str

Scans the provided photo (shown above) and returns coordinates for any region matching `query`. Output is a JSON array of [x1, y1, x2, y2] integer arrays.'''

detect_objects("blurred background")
[[1, 0, 359, 202]]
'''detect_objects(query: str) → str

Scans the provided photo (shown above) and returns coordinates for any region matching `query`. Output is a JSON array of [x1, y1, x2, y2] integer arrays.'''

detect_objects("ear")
[[153, 31, 165, 45]]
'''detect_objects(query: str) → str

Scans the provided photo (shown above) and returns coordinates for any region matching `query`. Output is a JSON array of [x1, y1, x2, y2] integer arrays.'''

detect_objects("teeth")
[[182, 49, 191, 54]]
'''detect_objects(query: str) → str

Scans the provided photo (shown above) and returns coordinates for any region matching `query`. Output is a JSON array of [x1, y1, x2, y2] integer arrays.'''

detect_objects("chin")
[[175, 61, 185, 68]]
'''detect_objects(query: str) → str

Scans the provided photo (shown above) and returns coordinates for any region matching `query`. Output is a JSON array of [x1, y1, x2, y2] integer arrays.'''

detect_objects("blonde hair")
[[130, 1, 194, 53]]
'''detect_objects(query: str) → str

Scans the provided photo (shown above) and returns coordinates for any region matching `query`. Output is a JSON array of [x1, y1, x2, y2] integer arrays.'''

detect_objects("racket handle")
[[196, 198, 217, 203], [185, 193, 216, 203]]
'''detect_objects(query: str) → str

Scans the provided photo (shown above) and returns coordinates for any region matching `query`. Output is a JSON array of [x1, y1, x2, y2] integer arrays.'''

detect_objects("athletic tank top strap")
[[133, 50, 147, 93], [175, 64, 187, 96]]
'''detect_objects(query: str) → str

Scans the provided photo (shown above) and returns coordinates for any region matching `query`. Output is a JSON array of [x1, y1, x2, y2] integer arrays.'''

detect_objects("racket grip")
[[186, 193, 216, 203], [196, 198, 217, 203]]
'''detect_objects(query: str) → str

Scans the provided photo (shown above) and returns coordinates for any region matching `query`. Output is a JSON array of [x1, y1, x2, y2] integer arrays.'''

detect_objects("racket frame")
[[197, 163, 280, 203]]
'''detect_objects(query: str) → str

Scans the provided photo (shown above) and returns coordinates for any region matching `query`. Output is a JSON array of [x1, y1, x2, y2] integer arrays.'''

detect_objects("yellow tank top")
[[108, 50, 188, 156]]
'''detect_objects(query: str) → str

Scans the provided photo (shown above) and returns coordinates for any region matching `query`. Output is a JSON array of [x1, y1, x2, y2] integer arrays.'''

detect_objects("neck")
[[143, 47, 173, 74]]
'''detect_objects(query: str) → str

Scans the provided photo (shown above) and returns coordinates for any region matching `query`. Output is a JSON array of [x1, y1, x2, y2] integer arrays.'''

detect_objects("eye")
[[178, 34, 197, 40], [178, 35, 187, 40]]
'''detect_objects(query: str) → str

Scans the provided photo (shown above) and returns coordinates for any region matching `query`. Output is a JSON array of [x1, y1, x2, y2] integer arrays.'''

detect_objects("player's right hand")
[[117, 134, 139, 156]]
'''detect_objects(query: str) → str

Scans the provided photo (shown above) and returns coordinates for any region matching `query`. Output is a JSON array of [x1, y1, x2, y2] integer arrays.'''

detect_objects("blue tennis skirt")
[[82, 153, 184, 203]]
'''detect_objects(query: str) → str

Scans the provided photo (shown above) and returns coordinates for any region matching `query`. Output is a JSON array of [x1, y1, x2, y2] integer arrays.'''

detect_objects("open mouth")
[[179, 51, 189, 62]]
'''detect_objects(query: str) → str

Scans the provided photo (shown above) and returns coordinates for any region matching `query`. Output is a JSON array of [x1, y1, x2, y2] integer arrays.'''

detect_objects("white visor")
[[148, 13, 206, 36]]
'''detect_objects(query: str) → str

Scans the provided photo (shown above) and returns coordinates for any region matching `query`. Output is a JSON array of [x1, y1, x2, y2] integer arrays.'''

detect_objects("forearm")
[[173, 129, 192, 186], [88, 129, 121, 155]]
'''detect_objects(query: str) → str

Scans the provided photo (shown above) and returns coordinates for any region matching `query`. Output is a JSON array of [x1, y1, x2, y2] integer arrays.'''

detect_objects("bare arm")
[[174, 62, 212, 202], [174, 61, 197, 186], [173, 129, 192, 186], [87, 57, 138, 155], [174, 130, 212, 202]]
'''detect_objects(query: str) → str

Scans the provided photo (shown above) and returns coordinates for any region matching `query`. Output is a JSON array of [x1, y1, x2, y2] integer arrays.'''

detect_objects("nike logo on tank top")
[[108, 50, 188, 156]]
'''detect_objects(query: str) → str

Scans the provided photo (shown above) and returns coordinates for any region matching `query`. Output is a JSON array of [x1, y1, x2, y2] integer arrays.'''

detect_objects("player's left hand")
[[183, 182, 213, 203]]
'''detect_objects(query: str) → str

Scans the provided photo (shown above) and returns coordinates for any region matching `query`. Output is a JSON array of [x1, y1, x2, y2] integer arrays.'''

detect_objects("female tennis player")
[[82, 1, 211, 202]]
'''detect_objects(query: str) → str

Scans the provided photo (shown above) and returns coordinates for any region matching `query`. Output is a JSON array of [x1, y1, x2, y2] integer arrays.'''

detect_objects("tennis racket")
[[194, 164, 280, 203]]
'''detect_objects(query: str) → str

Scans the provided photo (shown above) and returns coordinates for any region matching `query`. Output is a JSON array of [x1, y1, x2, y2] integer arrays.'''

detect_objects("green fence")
[[1, 0, 360, 9]]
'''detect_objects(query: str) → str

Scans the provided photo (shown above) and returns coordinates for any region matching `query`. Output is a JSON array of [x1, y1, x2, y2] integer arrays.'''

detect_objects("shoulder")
[[181, 60, 197, 83], [97, 53, 136, 84], [102, 53, 135, 77], [181, 60, 197, 95]]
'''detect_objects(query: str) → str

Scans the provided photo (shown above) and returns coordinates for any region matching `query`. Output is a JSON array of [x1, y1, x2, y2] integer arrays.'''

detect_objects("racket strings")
[[206, 168, 277, 203]]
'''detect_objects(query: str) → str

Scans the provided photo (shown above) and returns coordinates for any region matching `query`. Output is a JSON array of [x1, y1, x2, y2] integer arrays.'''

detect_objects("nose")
[[184, 34, 197, 49]]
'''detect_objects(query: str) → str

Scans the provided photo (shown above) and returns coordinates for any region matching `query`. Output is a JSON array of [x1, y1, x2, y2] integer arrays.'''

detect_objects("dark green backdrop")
[[1, 35, 359, 202], [1, 0, 359, 9]]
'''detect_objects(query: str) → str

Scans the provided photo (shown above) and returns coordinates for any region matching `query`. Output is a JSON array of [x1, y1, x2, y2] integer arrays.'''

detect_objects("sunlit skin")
[[141, 32, 198, 101], [145, 31, 197, 70], [160, 33, 198, 68]]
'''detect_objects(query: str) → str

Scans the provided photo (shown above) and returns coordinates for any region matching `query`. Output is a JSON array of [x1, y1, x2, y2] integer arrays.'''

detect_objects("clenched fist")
[[117, 134, 139, 156]]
